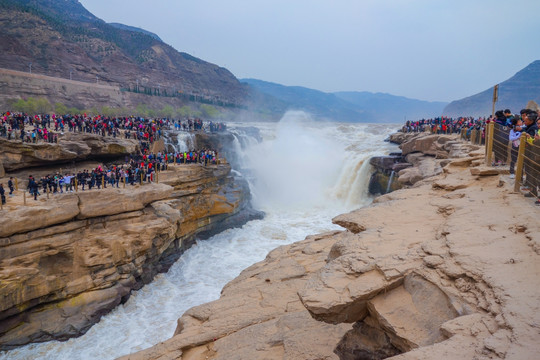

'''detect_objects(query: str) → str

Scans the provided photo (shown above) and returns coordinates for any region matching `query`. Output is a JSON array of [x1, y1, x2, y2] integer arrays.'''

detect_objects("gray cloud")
[[80, 0, 540, 102]]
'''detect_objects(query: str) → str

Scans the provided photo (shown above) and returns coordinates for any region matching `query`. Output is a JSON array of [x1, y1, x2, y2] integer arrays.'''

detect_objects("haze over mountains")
[[242, 79, 448, 123], [0, 0, 538, 122]]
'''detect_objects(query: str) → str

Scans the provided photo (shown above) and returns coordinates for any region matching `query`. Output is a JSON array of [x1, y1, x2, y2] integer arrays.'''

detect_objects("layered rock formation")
[[0, 164, 261, 350], [122, 136, 540, 359], [0, 132, 139, 172]]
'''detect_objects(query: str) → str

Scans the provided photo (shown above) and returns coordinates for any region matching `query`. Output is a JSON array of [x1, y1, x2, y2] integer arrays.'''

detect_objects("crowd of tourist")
[[5, 147, 220, 203], [401, 116, 489, 135], [0, 112, 227, 145], [400, 108, 540, 205], [0, 109, 227, 205]]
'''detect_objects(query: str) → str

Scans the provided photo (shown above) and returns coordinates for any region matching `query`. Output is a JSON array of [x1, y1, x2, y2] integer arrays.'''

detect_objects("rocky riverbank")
[[0, 135, 261, 350], [368, 132, 484, 195], [122, 133, 540, 360]]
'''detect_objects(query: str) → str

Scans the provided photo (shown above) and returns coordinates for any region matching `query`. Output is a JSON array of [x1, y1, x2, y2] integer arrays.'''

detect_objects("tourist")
[[508, 117, 523, 179], [504, 109, 514, 126], [27, 175, 39, 200], [523, 110, 539, 143], [0, 183, 5, 205], [521, 110, 539, 197], [8, 177, 14, 196]]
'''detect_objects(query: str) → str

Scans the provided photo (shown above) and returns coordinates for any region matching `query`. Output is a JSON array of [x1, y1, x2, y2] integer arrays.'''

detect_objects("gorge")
[[0, 129, 261, 351]]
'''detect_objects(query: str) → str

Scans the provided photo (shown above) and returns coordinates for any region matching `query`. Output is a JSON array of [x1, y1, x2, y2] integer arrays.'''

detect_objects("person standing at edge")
[[0, 183, 5, 205], [523, 110, 539, 143], [7, 177, 14, 196], [28, 175, 38, 200]]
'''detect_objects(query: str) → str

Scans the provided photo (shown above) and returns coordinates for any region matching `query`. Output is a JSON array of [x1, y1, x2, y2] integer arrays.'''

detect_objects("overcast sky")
[[80, 0, 540, 102]]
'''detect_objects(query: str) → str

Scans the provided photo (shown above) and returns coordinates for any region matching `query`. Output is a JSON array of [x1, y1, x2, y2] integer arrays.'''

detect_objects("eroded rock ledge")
[[122, 136, 540, 360], [0, 133, 140, 174], [0, 164, 262, 350]]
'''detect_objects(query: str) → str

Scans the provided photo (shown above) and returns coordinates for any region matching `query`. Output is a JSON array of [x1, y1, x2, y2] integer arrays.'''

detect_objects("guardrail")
[[480, 122, 539, 197]]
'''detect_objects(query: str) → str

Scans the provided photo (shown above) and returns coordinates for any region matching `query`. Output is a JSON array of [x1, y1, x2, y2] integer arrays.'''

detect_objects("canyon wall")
[[0, 136, 260, 350]]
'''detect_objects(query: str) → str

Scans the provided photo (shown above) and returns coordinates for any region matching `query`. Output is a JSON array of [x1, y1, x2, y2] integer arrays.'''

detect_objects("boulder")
[[398, 154, 442, 186], [369, 155, 403, 172], [387, 132, 424, 145], [470, 167, 505, 176], [392, 162, 413, 172], [401, 135, 455, 156], [0, 194, 79, 238], [76, 183, 173, 219], [366, 273, 459, 351]]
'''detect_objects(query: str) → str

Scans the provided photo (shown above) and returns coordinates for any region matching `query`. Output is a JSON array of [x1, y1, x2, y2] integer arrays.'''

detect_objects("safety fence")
[[0, 156, 224, 211], [0, 169, 163, 211], [459, 126, 486, 146], [482, 122, 540, 197]]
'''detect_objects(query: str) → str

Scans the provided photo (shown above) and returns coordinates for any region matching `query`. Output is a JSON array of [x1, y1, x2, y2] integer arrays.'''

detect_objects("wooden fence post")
[[15, 178, 18, 191], [485, 122, 494, 166]]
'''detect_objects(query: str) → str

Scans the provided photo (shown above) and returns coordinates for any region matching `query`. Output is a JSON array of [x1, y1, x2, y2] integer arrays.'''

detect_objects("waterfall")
[[386, 170, 395, 194], [175, 132, 195, 152], [2, 116, 401, 360], [160, 130, 196, 153]]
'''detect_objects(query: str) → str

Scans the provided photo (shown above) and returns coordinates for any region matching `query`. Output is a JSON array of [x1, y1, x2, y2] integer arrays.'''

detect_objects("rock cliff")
[[122, 136, 540, 359], [0, 132, 139, 172], [0, 164, 261, 350]]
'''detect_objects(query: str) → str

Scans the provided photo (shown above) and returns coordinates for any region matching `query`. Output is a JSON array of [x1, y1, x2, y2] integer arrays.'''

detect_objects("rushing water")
[[1, 112, 399, 360]]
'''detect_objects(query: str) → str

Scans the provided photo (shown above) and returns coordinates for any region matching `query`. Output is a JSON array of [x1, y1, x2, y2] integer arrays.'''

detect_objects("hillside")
[[243, 78, 448, 123], [0, 0, 246, 105], [443, 60, 540, 117], [108, 23, 162, 42]]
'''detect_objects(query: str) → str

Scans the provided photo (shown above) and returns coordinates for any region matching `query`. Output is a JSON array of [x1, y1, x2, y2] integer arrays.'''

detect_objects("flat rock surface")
[[123, 153, 540, 359]]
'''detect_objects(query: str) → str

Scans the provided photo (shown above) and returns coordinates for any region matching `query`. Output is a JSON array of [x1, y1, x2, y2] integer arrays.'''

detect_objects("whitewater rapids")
[[1, 112, 399, 360]]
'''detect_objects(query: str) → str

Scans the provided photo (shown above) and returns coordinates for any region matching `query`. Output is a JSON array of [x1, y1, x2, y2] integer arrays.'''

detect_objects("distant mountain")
[[443, 60, 540, 117], [242, 79, 447, 123], [334, 92, 447, 122], [0, 0, 246, 104], [243, 78, 369, 122], [108, 23, 162, 42]]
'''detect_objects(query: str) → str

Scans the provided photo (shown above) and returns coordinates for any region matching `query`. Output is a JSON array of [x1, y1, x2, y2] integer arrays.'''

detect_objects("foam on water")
[[1, 113, 399, 360]]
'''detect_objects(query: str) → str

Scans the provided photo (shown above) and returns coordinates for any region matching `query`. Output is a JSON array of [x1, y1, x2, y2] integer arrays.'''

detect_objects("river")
[[1, 112, 399, 360]]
